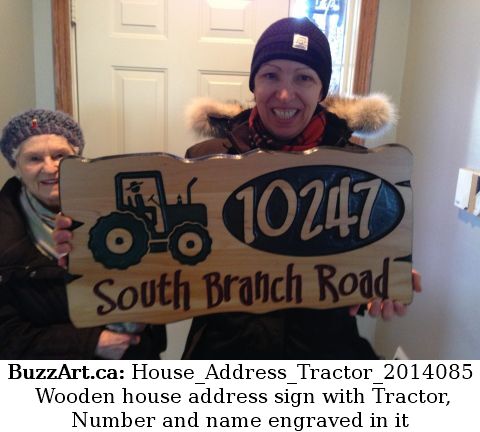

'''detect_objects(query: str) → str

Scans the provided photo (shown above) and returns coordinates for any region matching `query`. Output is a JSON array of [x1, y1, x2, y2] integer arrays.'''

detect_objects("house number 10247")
[[235, 177, 382, 244]]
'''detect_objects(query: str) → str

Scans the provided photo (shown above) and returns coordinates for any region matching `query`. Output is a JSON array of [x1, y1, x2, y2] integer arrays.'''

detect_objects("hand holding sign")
[[349, 268, 422, 320]]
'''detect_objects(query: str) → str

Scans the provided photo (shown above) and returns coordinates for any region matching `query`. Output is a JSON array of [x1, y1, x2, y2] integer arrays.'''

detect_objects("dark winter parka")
[[182, 94, 396, 359], [0, 177, 166, 359]]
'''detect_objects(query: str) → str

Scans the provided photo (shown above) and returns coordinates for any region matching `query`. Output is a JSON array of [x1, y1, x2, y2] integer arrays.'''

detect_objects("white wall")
[[374, 0, 480, 359], [0, 0, 35, 184], [367, 0, 411, 147], [32, 0, 55, 110]]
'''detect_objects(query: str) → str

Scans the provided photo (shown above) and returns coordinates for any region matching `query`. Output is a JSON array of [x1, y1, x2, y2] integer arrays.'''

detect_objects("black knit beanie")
[[249, 17, 332, 100], [0, 109, 84, 168]]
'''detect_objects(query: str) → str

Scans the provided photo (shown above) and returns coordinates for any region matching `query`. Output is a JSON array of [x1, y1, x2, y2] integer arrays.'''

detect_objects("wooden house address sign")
[[60, 144, 413, 327]]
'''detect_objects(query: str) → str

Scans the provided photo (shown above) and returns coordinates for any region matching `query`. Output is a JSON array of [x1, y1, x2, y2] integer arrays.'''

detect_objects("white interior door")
[[74, 0, 290, 158], [73, 0, 290, 359]]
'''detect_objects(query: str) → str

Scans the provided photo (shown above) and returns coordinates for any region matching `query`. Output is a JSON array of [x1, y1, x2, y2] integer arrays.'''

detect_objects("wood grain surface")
[[60, 145, 413, 327]]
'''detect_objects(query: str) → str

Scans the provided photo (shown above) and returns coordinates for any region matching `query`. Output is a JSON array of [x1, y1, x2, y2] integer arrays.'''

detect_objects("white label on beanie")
[[292, 33, 309, 51]]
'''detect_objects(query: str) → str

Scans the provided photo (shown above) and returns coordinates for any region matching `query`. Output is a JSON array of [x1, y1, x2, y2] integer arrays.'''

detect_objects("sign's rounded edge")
[[58, 143, 413, 166]]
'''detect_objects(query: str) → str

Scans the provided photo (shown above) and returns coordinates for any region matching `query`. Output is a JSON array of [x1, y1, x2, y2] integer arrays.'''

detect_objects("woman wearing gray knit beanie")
[[0, 109, 166, 359]]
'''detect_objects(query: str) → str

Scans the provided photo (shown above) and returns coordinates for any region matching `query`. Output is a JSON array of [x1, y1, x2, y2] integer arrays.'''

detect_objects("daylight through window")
[[290, 0, 361, 94]]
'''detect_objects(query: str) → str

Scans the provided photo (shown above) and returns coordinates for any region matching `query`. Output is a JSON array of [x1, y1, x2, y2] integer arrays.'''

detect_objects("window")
[[290, 0, 362, 94]]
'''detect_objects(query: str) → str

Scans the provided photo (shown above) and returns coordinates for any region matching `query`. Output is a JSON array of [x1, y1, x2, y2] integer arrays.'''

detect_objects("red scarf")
[[248, 106, 326, 151]]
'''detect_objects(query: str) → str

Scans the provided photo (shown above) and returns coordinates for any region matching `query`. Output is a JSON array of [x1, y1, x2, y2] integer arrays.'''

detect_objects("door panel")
[[113, 68, 167, 153]]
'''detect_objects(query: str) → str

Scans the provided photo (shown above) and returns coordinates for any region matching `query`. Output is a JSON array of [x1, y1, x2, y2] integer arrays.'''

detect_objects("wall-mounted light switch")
[[454, 168, 480, 216]]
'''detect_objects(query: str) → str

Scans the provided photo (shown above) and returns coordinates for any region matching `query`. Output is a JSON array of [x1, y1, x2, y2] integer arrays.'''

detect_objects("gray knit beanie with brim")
[[249, 17, 332, 100], [0, 109, 84, 168]]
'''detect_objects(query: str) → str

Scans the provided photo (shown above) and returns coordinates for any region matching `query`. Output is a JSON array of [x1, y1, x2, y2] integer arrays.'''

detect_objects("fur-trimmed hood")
[[186, 94, 397, 140]]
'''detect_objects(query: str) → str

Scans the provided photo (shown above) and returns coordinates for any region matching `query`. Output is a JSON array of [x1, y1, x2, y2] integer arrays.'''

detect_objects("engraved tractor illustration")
[[88, 170, 212, 269]]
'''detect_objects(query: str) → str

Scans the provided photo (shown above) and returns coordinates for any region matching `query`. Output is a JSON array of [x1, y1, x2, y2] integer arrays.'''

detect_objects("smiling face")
[[15, 134, 75, 211], [253, 59, 323, 141]]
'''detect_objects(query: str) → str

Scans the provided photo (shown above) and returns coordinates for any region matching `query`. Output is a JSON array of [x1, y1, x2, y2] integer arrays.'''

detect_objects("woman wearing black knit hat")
[[181, 17, 421, 359], [0, 109, 166, 359]]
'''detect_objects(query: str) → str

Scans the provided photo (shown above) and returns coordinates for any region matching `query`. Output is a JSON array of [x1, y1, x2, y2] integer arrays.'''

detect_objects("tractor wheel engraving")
[[168, 222, 212, 265], [88, 212, 149, 269]]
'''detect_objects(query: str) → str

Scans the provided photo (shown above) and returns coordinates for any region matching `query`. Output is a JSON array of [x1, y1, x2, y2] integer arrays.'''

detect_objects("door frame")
[[52, 0, 379, 115], [52, 0, 73, 114]]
